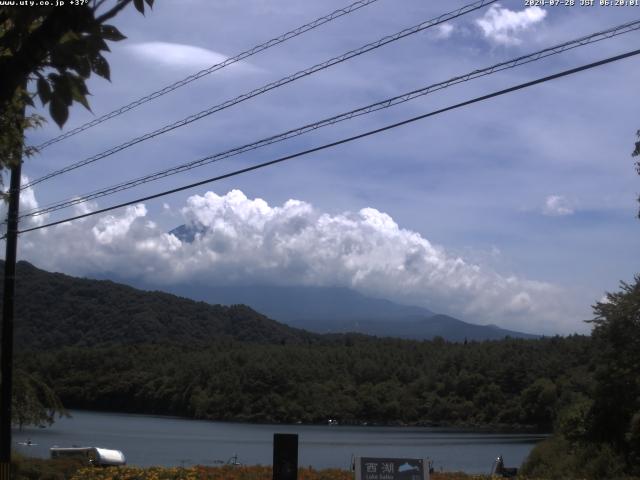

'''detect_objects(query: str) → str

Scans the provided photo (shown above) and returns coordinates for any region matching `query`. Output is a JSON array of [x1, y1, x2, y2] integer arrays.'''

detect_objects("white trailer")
[[50, 446, 126, 466]]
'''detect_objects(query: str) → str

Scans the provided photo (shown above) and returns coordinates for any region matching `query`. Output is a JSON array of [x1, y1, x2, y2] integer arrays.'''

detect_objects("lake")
[[14, 410, 547, 474]]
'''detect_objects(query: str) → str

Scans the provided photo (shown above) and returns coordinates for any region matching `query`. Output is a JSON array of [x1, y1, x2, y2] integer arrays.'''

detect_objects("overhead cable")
[[33, 0, 382, 151], [20, 18, 640, 219], [13, 47, 640, 237], [23, 0, 498, 190]]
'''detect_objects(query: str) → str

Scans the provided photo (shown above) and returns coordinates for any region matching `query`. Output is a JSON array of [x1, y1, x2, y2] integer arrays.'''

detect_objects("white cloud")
[[10, 189, 584, 334], [435, 23, 455, 39], [543, 195, 574, 216], [126, 42, 259, 72], [0, 176, 47, 234], [475, 4, 546, 45], [92, 204, 147, 245]]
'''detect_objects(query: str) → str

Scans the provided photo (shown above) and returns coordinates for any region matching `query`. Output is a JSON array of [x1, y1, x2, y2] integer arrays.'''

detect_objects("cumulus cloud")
[[475, 3, 546, 45], [543, 195, 574, 216], [435, 23, 455, 39], [9, 188, 584, 334], [126, 42, 259, 72]]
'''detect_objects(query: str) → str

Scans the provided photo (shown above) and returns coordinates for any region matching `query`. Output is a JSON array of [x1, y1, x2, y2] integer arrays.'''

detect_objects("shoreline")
[[37, 407, 551, 435]]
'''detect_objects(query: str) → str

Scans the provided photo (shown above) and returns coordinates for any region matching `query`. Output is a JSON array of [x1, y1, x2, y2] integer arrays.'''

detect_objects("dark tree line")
[[17, 334, 593, 430]]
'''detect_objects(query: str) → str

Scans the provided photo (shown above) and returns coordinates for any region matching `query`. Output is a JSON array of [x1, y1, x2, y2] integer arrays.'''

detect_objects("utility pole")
[[0, 103, 24, 480]]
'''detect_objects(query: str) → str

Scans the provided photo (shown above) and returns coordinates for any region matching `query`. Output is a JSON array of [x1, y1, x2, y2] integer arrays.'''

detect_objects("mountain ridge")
[[1, 260, 319, 350], [163, 283, 539, 341], [2, 260, 538, 344], [166, 223, 539, 340]]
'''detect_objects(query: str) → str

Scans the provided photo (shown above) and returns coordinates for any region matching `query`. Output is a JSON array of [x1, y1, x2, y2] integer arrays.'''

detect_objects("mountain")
[[166, 223, 539, 341], [1, 260, 537, 346], [0, 261, 319, 350], [166, 224, 539, 341], [162, 284, 538, 341], [165, 284, 433, 322]]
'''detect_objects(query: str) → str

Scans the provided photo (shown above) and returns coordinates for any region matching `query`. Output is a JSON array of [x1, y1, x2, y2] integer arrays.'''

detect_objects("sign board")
[[354, 457, 430, 480]]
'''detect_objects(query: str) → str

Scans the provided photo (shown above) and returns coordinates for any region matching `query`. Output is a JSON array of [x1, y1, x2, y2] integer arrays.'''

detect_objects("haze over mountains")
[[164, 284, 538, 341], [166, 223, 539, 340]]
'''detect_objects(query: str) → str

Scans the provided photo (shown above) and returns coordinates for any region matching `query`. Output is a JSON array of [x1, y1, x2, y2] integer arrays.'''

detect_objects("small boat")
[[17, 440, 38, 446], [50, 446, 126, 466]]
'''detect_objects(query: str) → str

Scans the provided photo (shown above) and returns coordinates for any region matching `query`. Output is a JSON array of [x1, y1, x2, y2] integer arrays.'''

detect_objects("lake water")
[[14, 410, 547, 474]]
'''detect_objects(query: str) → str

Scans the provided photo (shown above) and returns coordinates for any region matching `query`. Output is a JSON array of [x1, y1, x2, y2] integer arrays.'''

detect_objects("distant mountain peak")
[[169, 224, 205, 243]]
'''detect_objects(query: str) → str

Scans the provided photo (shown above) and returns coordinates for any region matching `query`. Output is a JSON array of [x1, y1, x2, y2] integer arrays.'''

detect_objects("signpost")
[[354, 457, 431, 480], [273, 433, 298, 480]]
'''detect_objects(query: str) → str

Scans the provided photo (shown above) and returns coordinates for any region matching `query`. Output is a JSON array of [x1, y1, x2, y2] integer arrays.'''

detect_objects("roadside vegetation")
[[520, 277, 640, 479], [15, 462, 602, 480]]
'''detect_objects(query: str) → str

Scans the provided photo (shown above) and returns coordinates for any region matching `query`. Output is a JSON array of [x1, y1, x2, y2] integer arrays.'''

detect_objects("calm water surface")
[[14, 411, 547, 474]]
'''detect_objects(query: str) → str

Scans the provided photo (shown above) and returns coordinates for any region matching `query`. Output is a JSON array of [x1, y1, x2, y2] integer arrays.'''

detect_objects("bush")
[[520, 435, 629, 479], [12, 453, 84, 480]]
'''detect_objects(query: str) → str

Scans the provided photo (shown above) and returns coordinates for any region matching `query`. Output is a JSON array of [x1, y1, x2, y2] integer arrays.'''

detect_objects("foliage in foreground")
[[12, 453, 84, 480], [11, 459, 504, 480], [12, 367, 68, 429], [522, 277, 640, 479], [66, 465, 535, 480], [11, 460, 640, 480]]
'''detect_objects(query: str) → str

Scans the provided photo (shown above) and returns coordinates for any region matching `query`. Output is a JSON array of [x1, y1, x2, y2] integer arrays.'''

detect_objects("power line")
[[33, 0, 382, 151], [13, 47, 640, 237], [20, 18, 640, 219], [22, 0, 497, 190]]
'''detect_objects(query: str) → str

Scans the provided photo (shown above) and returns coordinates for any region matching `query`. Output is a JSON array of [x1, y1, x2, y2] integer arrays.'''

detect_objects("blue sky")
[[7, 0, 640, 334]]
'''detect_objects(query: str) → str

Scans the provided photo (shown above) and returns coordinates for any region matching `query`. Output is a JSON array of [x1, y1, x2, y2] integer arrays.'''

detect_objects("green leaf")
[[133, 0, 145, 14], [95, 36, 110, 52], [144, 0, 154, 7], [67, 74, 91, 111], [101, 24, 126, 42], [91, 54, 110, 81], [53, 75, 73, 106], [73, 91, 90, 111], [68, 74, 89, 95], [74, 56, 91, 78], [49, 97, 69, 128], [50, 43, 76, 70], [58, 30, 80, 44], [36, 77, 51, 105], [86, 34, 110, 53]]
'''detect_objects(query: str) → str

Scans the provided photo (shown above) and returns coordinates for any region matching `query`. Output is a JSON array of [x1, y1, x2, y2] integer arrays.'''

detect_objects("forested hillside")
[[4, 260, 596, 432], [18, 335, 592, 430], [2, 261, 318, 348]]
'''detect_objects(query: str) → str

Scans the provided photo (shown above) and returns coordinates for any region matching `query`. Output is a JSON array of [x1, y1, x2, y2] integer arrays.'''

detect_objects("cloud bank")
[[8, 188, 584, 334], [476, 3, 546, 45], [126, 42, 258, 72]]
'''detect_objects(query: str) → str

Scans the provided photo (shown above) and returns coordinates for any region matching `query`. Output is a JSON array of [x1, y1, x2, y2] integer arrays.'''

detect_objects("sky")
[[4, 0, 640, 335]]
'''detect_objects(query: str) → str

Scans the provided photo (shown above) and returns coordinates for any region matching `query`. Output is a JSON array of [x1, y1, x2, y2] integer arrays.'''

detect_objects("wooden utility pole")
[[0, 108, 24, 480]]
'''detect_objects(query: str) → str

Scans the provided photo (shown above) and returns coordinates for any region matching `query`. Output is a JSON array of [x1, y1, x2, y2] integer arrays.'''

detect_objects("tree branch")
[[95, 0, 133, 24]]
